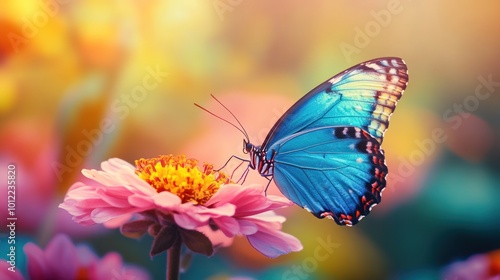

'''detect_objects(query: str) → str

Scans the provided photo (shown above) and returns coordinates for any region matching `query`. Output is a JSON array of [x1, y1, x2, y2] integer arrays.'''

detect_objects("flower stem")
[[167, 237, 182, 280]]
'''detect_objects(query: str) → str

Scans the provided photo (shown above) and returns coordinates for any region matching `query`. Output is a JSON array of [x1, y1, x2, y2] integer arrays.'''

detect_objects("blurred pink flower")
[[23, 234, 149, 280], [0, 262, 24, 280], [443, 249, 500, 280], [0, 118, 103, 237], [59, 155, 302, 258]]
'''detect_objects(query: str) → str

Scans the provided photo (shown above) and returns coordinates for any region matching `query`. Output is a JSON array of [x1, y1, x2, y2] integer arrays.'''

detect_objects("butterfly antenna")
[[194, 95, 249, 141], [209, 94, 250, 141]]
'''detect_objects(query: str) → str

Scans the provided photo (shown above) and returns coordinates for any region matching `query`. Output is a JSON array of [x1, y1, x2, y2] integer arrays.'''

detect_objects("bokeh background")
[[1, 1, 500, 279]]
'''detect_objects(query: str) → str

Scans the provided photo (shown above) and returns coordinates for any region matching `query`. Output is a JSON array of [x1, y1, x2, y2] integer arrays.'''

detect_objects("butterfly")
[[197, 57, 408, 226], [241, 57, 409, 226]]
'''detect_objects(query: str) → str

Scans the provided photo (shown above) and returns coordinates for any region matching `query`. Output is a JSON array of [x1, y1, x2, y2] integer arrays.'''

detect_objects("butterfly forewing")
[[262, 57, 408, 148]]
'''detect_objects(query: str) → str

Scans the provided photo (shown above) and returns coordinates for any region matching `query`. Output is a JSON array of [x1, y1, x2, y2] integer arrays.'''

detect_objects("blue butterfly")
[[241, 57, 409, 226]]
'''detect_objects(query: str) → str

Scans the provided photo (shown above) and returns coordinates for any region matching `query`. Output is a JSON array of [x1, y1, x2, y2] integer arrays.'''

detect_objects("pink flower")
[[59, 155, 302, 258], [22, 234, 149, 280]]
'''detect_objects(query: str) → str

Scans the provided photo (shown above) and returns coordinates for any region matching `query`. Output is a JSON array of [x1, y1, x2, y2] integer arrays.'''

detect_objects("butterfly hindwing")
[[262, 57, 408, 148], [270, 126, 387, 226]]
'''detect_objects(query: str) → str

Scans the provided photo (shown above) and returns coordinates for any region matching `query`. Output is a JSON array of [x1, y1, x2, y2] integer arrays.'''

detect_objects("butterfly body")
[[244, 57, 408, 226]]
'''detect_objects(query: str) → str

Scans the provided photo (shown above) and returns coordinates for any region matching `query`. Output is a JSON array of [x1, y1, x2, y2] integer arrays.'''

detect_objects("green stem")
[[167, 237, 182, 280]]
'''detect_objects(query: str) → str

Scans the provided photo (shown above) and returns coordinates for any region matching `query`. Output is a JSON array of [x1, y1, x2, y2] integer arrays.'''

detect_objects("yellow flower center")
[[135, 154, 229, 205]]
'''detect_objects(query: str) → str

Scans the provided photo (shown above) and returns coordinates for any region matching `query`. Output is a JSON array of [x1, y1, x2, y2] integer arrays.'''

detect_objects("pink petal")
[[247, 229, 303, 258], [173, 202, 237, 230], [91, 207, 139, 224], [98, 194, 134, 208], [93, 252, 122, 277], [212, 216, 240, 237], [94, 252, 151, 280], [207, 184, 292, 217], [72, 197, 115, 210], [66, 181, 88, 192], [75, 246, 99, 267], [197, 225, 234, 248], [152, 192, 182, 209], [237, 220, 259, 235], [0, 261, 23, 280], [71, 215, 97, 225], [248, 211, 287, 225], [24, 234, 150, 279], [100, 159, 157, 196], [43, 234, 79, 278], [59, 158, 161, 228], [24, 243, 51, 279], [103, 214, 135, 228], [24, 235, 77, 279], [173, 212, 201, 229], [207, 184, 263, 207], [98, 186, 134, 198], [101, 158, 135, 173], [82, 169, 118, 186], [197, 203, 236, 218], [203, 183, 302, 257], [128, 194, 155, 208]]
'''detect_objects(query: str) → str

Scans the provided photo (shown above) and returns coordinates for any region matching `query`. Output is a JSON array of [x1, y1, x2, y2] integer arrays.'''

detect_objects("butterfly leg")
[[216, 154, 253, 183], [237, 164, 251, 184], [230, 160, 245, 179], [216, 155, 249, 172], [263, 175, 273, 196]]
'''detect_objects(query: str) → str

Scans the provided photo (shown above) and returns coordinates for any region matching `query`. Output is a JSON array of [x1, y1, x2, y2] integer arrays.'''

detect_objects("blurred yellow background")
[[1, 1, 499, 279]]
